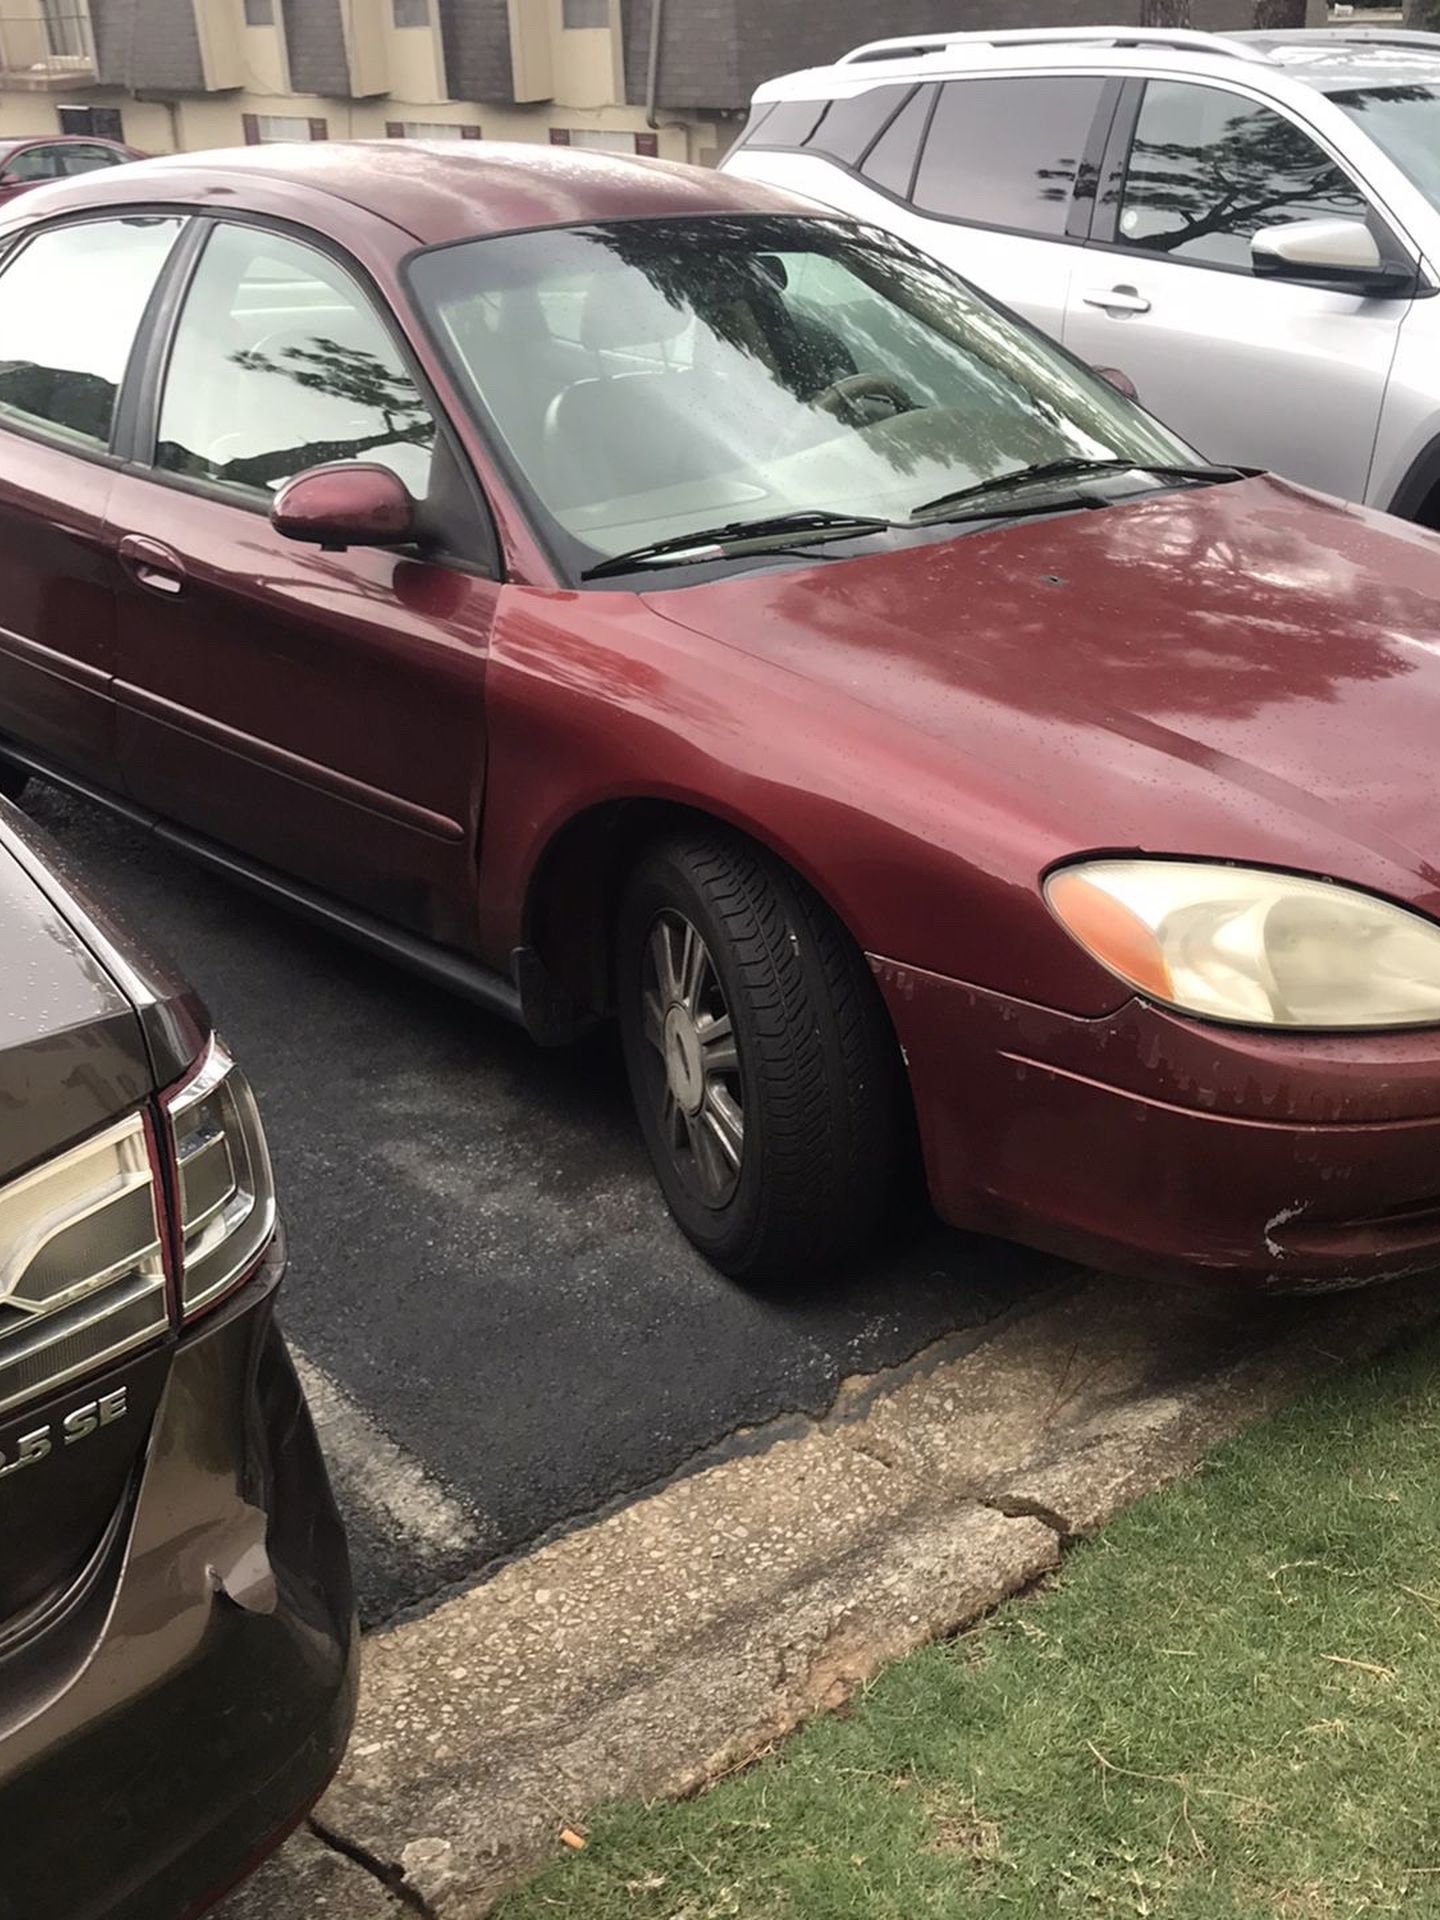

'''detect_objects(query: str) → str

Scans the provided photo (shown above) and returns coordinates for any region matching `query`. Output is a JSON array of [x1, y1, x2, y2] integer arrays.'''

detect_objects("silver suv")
[[723, 26, 1440, 525]]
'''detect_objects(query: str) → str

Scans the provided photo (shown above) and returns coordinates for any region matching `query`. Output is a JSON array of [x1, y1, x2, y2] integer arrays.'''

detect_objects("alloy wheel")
[[639, 909, 745, 1208]]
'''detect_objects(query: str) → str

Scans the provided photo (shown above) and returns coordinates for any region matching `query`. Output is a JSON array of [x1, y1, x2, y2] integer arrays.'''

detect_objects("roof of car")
[[30, 140, 810, 246], [752, 25, 1440, 99]]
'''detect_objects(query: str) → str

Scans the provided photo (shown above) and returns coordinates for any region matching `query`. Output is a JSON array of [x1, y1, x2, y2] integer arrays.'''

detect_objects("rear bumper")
[[873, 955, 1440, 1293], [0, 1233, 357, 1920]]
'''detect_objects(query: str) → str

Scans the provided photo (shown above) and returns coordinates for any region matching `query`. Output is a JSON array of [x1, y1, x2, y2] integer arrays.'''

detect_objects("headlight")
[[161, 1036, 276, 1316], [1045, 860, 1440, 1029]]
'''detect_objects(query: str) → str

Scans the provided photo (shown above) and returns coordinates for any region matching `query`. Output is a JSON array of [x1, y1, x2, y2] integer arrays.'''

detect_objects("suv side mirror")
[[1251, 218, 1413, 297], [271, 462, 416, 553]]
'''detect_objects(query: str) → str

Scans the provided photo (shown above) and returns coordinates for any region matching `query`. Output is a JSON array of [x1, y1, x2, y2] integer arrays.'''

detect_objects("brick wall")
[[436, 0, 515, 101], [92, 0, 205, 91], [281, 0, 350, 95]]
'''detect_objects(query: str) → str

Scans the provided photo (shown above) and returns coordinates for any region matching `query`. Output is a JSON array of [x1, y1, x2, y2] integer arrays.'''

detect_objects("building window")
[[550, 128, 653, 154], [243, 113, 327, 143], [243, 0, 274, 23], [385, 121, 481, 140], [57, 103, 125, 140], [392, 0, 429, 25], [562, 0, 608, 25]]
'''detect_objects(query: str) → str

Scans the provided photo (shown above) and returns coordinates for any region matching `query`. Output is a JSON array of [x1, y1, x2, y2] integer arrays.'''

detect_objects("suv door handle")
[[1082, 285, 1152, 315], [118, 534, 186, 597]]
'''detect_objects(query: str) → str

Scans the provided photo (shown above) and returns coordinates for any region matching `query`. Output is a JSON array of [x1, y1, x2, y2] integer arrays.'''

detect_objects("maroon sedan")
[[0, 133, 140, 203], [2, 143, 1440, 1293]]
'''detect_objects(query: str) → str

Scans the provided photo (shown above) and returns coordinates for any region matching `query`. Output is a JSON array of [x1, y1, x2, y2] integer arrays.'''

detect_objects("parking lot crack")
[[307, 1814, 436, 1916], [980, 1491, 1075, 1546]]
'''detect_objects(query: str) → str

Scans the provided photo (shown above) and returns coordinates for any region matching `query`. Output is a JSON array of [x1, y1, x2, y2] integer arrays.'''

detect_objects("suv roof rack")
[[836, 26, 1268, 67], [1254, 25, 1440, 53]]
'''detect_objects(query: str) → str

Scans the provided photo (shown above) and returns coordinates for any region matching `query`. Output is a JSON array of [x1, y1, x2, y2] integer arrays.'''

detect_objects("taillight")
[[161, 1036, 276, 1319], [0, 1114, 169, 1416]]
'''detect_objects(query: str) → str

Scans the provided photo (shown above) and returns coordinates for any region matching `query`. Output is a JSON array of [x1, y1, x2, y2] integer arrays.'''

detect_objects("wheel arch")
[[1386, 429, 1440, 526], [520, 793, 876, 1027]]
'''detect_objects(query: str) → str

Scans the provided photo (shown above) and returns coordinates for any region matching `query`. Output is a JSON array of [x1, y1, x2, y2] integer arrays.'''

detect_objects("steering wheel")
[[813, 372, 915, 422]]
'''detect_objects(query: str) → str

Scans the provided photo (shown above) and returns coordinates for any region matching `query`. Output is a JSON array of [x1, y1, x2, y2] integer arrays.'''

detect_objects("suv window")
[[1117, 81, 1369, 271], [0, 216, 182, 449], [154, 222, 437, 499], [860, 83, 935, 198], [911, 77, 1108, 236], [804, 85, 913, 167]]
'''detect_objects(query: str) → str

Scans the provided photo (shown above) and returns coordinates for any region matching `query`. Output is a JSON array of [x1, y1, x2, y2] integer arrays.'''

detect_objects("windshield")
[[407, 215, 1195, 572], [1331, 82, 1440, 205]]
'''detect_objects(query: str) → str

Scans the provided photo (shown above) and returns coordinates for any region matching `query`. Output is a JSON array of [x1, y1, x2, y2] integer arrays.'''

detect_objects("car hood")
[[646, 475, 1440, 914], [0, 803, 207, 1179]]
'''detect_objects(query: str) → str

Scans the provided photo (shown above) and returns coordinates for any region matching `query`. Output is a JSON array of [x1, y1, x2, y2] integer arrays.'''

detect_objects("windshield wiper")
[[910, 458, 1243, 524], [581, 510, 896, 580]]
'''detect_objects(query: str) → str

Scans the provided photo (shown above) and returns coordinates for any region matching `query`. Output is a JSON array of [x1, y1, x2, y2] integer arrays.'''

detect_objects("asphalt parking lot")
[[26, 783, 1063, 1626]]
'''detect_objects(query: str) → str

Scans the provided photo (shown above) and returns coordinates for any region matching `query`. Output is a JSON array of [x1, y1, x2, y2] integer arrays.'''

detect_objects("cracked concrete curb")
[[221, 1268, 1440, 1918]]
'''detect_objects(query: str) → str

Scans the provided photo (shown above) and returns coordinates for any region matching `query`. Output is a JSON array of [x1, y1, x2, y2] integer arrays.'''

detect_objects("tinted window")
[[62, 144, 123, 175], [861, 83, 934, 197], [751, 100, 827, 149], [155, 223, 436, 499], [1119, 81, 1368, 271], [1333, 83, 1440, 206], [5, 145, 64, 183], [805, 86, 912, 167], [0, 216, 180, 449], [912, 77, 1107, 235]]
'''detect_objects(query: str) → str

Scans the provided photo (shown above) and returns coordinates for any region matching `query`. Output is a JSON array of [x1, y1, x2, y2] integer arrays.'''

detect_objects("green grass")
[[499, 1323, 1440, 1920]]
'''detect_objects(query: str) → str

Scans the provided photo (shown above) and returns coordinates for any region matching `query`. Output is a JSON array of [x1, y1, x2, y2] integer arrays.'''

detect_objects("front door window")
[[154, 222, 437, 500], [1116, 81, 1369, 271]]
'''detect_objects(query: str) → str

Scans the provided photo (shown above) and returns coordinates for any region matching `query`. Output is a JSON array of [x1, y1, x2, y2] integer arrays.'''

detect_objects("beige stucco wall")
[[551, 11, 615, 109], [239, 21, 289, 95], [384, 14, 445, 103]]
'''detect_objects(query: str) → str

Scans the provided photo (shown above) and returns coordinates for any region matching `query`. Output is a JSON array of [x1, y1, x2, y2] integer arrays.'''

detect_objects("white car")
[[722, 25, 1440, 525]]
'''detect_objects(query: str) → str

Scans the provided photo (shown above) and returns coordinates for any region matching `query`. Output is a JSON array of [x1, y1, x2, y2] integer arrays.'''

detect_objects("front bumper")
[[0, 1233, 357, 1920], [873, 955, 1440, 1292]]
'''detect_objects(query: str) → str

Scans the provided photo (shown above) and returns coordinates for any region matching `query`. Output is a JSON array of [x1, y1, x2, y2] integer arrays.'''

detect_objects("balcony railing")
[[0, 9, 95, 88]]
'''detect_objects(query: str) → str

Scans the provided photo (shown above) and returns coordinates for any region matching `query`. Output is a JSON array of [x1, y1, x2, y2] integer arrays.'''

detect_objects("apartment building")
[[0, 0, 1315, 168], [0, 0, 730, 164]]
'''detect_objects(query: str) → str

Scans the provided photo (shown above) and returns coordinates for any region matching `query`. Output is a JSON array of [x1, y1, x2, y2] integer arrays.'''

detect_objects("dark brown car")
[[0, 798, 355, 1919]]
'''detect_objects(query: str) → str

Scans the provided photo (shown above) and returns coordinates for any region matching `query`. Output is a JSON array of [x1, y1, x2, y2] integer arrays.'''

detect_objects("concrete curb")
[[224, 1269, 1440, 1917]]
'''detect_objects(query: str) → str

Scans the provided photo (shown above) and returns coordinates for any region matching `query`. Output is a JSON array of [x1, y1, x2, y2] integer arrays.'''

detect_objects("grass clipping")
[[500, 1325, 1440, 1919]]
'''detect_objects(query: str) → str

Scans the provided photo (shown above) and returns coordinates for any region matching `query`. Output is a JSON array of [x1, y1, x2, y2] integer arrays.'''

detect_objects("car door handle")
[[1081, 285, 1152, 315], [118, 534, 186, 597]]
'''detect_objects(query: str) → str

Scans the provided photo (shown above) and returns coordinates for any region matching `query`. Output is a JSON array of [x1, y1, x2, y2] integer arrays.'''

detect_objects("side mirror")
[[270, 462, 416, 552], [1251, 218, 1413, 296], [1094, 365, 1139, 402]]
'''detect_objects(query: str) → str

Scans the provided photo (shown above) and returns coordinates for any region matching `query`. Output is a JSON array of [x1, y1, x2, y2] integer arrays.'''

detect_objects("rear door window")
[[61, 144, 125, 175], [0, 215, 182, 449], [911, 76, 1110, 236]]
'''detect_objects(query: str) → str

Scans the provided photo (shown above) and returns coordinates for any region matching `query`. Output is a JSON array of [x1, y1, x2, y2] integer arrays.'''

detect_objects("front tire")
[[617, 833, 900, 1282]]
